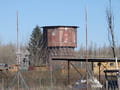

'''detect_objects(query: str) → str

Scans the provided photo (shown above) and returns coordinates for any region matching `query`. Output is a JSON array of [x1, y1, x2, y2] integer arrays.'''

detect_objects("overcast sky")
[[0, 0, 120, 50]]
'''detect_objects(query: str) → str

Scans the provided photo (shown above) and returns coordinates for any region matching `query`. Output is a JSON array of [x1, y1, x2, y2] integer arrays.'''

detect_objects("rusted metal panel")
[[43, 26, 77, 47]]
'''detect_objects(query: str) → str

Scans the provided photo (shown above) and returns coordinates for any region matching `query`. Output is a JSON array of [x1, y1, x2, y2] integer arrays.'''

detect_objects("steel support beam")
[[68, 61, 70, 85]]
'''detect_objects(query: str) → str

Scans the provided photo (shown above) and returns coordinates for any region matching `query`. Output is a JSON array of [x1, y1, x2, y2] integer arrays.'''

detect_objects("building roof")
[[42, 25, 79, 28], [52, 57, 120, 62]]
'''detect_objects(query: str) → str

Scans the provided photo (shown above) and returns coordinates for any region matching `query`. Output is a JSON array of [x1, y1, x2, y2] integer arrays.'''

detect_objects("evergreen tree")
[[28, 25, 43, 66]]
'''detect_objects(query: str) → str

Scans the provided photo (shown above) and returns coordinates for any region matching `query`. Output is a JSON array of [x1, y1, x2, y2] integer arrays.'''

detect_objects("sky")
[[0, 0, 120, 50]]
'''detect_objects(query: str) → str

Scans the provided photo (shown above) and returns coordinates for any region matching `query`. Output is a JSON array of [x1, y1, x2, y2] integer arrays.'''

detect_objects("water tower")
[[43, 26, 78, 63]]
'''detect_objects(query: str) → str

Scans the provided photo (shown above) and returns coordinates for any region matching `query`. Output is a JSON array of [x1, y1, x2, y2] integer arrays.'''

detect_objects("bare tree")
[[106, 0, 116, 58], [0, 43, 16, 64]]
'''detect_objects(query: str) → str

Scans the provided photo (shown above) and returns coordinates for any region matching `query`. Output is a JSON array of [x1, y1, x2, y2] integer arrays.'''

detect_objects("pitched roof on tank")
[[42, 25, 78, 28]]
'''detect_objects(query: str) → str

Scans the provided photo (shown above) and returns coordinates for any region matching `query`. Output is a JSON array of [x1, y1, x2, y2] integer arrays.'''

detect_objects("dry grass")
[[0, 70, 88, 90]]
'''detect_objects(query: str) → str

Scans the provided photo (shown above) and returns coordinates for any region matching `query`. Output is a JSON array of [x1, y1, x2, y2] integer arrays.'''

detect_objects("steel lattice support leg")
[[8, 71, 29, 90]]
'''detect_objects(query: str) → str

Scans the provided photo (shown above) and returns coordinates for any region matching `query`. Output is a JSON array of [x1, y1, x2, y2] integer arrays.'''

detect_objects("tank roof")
[[42, 25, 78, 28]]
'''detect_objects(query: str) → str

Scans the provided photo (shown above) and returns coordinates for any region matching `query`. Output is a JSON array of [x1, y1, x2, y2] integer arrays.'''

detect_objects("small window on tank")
[[52, 31, 56, 36], [65, 27, 68, 31]]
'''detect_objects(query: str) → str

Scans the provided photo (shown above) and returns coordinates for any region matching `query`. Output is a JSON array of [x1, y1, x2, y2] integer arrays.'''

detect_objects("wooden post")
[[2, 77, 4, 90], [105, 72, 108, 90], [117, 70, 120, 90], [106, 80, 108, 90], [98, 62, 101, 82], [49, 56, 53, 90]]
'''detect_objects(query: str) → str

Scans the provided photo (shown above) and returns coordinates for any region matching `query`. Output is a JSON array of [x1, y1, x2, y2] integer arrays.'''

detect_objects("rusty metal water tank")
[[43, 26, 78, 47]]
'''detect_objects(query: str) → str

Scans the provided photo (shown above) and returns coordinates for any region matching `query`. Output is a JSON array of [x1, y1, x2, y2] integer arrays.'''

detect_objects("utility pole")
[[16, 10, 20, 90], [85, 6, 88, 90]]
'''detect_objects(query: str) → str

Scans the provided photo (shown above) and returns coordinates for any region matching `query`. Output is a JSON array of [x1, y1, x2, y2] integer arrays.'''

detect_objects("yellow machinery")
[[8, 64, 18, 72], [94, 62, 120, 75], [0, 63, 18, 72]]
